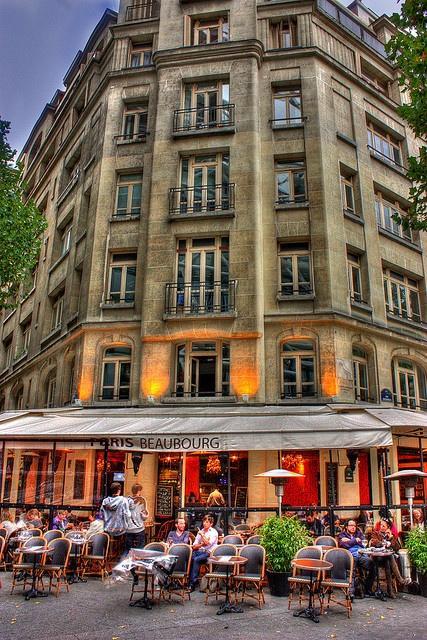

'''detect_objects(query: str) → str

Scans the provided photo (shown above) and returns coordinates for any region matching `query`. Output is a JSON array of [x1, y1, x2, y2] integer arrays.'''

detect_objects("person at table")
[[188, 515, 218, 591], [52, 510, 69, 532], [167, 517, 190, 545], [86, 512, 104, 538], [338, 519, 375, 596], [125, 483, 149, 552], [305, 510, 323, 537], [370, 519, 410, 597], [25, 508, 43, 529], [412, 509, 425, 531], [1, 511, 19, 539]]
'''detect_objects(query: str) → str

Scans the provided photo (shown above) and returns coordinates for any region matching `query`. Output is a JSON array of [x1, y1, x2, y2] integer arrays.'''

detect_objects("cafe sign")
[[89, 436, 222, 451]]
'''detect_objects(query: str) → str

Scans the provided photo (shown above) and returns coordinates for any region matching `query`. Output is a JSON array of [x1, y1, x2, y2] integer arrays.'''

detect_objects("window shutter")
[[183, 15, 191, 46]]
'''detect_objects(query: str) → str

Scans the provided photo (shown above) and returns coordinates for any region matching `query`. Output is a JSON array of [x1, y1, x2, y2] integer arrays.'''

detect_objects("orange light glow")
[[322, 367, 339, 397], [142, 373, 170, 398], [78, 375, 93, 402], [231, 365, 259, 397]]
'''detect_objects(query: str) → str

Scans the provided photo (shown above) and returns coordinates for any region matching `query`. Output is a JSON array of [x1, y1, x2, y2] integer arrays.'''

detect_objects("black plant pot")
[[417, 571, 427, 597], [266, 569, 291, 597]]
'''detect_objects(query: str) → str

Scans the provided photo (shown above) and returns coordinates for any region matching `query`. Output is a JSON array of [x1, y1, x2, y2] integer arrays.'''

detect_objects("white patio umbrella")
[[255, 468, 304, 518], [384, 469, 427, 527]]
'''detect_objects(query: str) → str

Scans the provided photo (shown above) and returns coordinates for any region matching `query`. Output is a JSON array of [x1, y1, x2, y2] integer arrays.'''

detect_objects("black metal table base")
[[129, 595, 153, 609], [217, 601, 243, 615], [293, 605, 321, 623], [22, 587, 48, 601], [129, 567, 152, 609]]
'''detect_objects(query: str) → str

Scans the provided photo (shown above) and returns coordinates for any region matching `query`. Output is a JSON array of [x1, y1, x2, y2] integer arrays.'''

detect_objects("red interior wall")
[[185, 455, 200, 501], [358, 451, 371, 505], [282, 451, 320, 506]]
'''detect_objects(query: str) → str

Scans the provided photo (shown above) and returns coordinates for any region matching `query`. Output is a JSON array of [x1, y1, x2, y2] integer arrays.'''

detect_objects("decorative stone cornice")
[[153, 39, 265, 70]]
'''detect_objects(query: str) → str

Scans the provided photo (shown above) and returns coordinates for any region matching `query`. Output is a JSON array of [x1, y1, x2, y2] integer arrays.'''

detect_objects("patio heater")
[[255, 468, 304, 518], [384, 469, 427, 527]]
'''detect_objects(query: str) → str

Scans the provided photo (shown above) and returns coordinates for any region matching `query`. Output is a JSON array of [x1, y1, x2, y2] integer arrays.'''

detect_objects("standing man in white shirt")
[[188, 514, 218, 591]]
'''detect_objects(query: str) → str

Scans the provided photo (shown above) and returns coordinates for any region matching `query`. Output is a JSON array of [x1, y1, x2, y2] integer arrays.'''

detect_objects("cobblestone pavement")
[[0, 573, 426, 640]]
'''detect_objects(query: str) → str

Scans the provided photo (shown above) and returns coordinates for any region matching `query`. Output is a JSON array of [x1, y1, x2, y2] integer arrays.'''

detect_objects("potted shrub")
[[406, 526, 427, 597], [259, 515, 313, 596]]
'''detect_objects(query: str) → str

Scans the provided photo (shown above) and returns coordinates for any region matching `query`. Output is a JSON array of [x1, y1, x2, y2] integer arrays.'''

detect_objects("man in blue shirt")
[[338, 519, 375, 596], [167, 517, 190, 545]]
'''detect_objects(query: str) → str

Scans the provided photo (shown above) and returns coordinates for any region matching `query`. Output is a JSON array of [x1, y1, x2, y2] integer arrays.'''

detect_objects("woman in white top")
[[1, 511, 19, 539]]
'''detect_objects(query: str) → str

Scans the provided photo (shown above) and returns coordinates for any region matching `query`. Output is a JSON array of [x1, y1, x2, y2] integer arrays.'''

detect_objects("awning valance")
[[0, 405, 394, 452]]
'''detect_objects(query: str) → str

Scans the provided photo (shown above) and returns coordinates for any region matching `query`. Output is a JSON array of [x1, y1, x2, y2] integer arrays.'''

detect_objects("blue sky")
[[0, 0, 400, 154]]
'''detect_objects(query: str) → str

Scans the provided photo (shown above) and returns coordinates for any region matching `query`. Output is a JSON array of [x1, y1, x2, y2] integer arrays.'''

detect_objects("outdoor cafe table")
[[291, 557, 333, 623], [67, 533, 87, 584], [358, 548, 395, 601], [209, 555, 248, 615], [128, 549, 175, 610], [21, 546, 49, 601]]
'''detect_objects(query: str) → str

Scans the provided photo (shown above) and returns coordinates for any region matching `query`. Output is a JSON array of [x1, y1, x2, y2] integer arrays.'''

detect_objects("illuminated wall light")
[[322, 366, 339, 397], [78, 373, 94, 402], [231, 365, 260, 397]]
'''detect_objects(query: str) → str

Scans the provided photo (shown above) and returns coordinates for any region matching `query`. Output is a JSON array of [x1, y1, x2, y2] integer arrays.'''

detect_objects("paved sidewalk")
[[0, 573, 426, 640]]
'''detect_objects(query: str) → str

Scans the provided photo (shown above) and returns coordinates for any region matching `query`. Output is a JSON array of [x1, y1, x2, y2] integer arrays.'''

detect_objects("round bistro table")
[[291, 557, 333, 623], [210, 555, 248, 615], [358, 548, 394, 601]]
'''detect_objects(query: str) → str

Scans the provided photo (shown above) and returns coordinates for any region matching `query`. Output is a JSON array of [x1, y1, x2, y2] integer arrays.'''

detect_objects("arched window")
[[281, 339, 316, 399], [101, 347, 131, 400], [15, 386, 24, 410], [352, 346, 369, 402], [46, 372, 57, 408], [174, 341, 230, 398], [392, 359, 427, 410]]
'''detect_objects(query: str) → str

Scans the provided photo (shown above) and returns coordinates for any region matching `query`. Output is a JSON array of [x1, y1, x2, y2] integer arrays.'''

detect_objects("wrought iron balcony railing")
[[125, 1, 159, 21], [367, 145, 406, 172], [173, 104, 235, 133], [165, 280, 237, 316], [169, 183, 235, 216], [115, 131, 148, 143], [386, 306, 422, 324]]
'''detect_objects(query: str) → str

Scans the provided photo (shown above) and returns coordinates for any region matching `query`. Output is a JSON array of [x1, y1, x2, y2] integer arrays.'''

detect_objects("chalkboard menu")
[[155, 484, 173, 517], [234, 486, 248, 509], [326, 463, 338, 505]]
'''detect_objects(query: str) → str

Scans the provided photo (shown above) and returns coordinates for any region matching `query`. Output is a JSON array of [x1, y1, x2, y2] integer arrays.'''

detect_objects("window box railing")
[[367, 145, 406, 172], [169, 183, 235, 216], [111, 212, 140, 220], [125, 1, 159, 21], [104, 296, 135, 305], [275, 197, 308, 206], [97, 393, 130, 401], [280, 391, 319, 400], [115, 131, 148, 143], [377, 223, 417, 246], [165, 280, 237, 316], [170, 390, 231, 398], [350, 294, 370, 306], [270, 116, 306, 127], [278, 287, 313, 297], [393, 396, 427, 411], [387, 307, 422, 324], [173, 104, 235, 133]]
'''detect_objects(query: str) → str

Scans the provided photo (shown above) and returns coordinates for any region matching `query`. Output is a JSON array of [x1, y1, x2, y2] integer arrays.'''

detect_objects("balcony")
[[173, 104, 235, 136], [164, 281, 237, 317], [169, 184, 235, 218], [125, 1, 159, 22]]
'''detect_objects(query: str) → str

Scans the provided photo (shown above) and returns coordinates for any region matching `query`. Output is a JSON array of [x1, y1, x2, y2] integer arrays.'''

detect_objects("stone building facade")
[[0, 0, 425, 520]]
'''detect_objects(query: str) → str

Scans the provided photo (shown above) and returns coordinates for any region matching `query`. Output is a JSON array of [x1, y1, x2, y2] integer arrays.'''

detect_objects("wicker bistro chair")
[[222, 535, 244, 545], [80, 533, 110, 581], [44, 530, 64, 544], [10, 536, 46, 594], [27, 528, 43, 537], [0, 536, 6, 572], [204, 544, 238, 605], [315, 536, 338, 548], [288, 546, 323, 610], [160, 544, 192, 602], [234, 544, 266, 609], [144, 541, 168, 553], [0, 527, 7, 539], [246, 535, 260, 545], [320, 548, 354, 618], [39, 538, 71, 597]]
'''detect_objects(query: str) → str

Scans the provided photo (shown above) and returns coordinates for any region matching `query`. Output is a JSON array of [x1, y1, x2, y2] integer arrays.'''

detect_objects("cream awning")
[[0, 405, 394, 452]]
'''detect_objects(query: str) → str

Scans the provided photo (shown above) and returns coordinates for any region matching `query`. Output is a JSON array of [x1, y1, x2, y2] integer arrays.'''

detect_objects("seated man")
[[338, 519, 375, 597], [188, 515, 218, 591], [167, 517, 190, 545]]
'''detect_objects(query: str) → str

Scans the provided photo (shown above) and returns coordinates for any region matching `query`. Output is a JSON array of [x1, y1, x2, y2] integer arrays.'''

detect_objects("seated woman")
[[370, 519, 410, 598]]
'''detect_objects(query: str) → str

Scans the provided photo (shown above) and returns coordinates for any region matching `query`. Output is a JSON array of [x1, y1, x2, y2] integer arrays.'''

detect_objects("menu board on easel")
[[155, 484, 173, 517], [234, 486, 248, 510]]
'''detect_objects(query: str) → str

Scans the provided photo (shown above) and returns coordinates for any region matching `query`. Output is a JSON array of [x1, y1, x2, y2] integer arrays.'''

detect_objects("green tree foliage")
[[386, 1, 427, 230], [0, 119, 47, 308]]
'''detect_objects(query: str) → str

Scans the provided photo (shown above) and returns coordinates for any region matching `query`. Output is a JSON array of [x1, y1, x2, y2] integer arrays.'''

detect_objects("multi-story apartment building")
[[0, 0, 425, 525]]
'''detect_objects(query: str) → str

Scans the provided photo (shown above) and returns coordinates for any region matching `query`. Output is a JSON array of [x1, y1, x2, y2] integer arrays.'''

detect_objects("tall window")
[[375, 193, 412, 242], [278, 242, 312, 296], [129, 43, 152, 68], [46, 375, 57, 408], [275, 161, 306, 204], [347, 253, 363, 303], [115, 173, 142, 217], [175, 237, 229, 313], [383, 269, 421, 323], [101, 347, 131, 400], [51, 294, 64, 330], [341, 174, 355, 215], [367, 123, 402, 167], [192, 15, 229, 45], [177, 153, 230, 214], [107, 253, 137, 303], [281, 340, 316, 399], [60, 225, 72, 256], [22, 322, 31, 353], [122, 104, 148, 141], [352, 346, 369, 401], [180, 80, 231, 129], [271, 19, 297, 48], [3, 340, 13, 369], [392, 360, 427, 410], [174, 341, 230, 397], [272, 88, 302, 124]]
